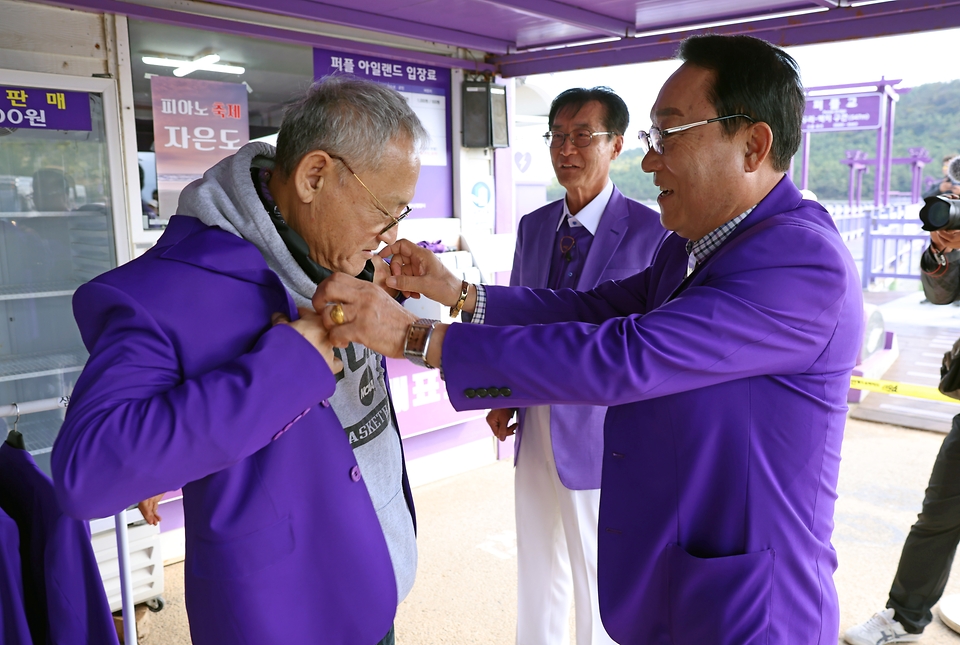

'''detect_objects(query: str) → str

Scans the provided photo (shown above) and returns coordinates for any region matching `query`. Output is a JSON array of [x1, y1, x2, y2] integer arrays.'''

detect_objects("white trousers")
[[514, 406, 616, 645]]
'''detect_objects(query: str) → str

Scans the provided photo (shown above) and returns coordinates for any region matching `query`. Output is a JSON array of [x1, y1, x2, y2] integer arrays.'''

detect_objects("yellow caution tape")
[[849, 375, 960, 404]]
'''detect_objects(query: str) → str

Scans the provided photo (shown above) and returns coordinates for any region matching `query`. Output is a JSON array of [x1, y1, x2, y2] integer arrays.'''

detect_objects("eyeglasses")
[[637, 114, 756, 155], [543, 130, 618, 149], [328, 154, 412, 235]]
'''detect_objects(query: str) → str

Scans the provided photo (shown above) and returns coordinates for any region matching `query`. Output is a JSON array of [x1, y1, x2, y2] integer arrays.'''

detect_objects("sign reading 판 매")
[[0, 86, 91, 131], [802, 93, 882, 132], [151, 76, 249, 219]]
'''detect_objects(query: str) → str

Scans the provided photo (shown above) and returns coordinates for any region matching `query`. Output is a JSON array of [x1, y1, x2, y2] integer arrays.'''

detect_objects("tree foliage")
[[561, 79, 960, 203]]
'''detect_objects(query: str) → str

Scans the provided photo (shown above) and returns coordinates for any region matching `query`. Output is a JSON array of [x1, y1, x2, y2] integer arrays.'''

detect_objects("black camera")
[[920, 195, 960, 231]]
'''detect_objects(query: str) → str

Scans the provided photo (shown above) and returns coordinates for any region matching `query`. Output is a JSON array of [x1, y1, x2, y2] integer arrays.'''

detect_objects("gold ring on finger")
[[330, 303, 345, 326]]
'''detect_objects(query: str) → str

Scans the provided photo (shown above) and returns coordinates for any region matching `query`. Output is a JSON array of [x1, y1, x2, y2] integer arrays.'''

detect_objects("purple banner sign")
[[151, 76, 249, 219], [313, 49, 449, 90], [314, 47, 452, 219], [386, 358, 485, 437], [0, 86, 91, 131], [802, 93, 882, 132]]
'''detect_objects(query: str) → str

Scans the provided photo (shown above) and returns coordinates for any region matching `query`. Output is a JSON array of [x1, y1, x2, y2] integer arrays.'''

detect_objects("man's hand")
[[138, 494, 164, 526], [373, 256, 400, 299], [487, 408, 518, 442], [938, 179, 960, 197], [313, 273, 418, 358], [931, 229, 960, 253], [271, 308, 342, 374], [380, 239, 466, 306]]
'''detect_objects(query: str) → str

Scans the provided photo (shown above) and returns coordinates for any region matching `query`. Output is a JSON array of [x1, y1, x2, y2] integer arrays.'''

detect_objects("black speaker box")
[[462, 81, 509, 149]]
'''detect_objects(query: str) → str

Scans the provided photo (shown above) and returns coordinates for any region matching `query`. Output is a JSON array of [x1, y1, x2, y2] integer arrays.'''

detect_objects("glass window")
[[0, 89, 117, 474]]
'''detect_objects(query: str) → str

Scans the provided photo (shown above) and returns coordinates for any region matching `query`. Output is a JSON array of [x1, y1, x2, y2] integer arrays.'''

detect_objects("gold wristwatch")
[[403, 318, 439, 369]]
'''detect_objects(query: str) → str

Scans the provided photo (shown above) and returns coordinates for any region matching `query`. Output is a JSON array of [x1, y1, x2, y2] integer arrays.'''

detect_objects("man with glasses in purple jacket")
[[315, 34, 864, 645]]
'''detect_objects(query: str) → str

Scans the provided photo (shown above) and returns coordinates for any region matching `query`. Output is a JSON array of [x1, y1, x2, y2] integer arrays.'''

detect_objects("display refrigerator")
[[0, 69, 159, 642]]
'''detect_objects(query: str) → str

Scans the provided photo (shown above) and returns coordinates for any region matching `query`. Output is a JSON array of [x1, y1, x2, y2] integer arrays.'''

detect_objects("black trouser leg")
[[888, 413, 960, 633], [375, 624, 395, 645]]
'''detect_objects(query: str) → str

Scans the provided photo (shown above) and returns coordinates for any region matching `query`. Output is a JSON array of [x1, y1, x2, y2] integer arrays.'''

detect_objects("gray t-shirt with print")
[[329, 341, 417, 603]]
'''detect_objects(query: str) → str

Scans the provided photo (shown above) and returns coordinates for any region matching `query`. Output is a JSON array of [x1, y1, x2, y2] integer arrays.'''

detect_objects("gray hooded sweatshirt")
[[177, 141, 416, 604]]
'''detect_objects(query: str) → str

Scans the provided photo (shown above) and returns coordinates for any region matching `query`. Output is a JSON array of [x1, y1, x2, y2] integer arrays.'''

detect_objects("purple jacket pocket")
[[189, 515, 294, 580], [666, 543, 774, 645]]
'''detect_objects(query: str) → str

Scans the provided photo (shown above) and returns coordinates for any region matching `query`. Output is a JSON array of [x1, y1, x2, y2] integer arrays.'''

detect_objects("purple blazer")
[[511, 188, 667, 489], [52, 216, 400, 645], [0, 443, 118, 645], [0, 503, 31, 645], [442, 177, 863, 644]]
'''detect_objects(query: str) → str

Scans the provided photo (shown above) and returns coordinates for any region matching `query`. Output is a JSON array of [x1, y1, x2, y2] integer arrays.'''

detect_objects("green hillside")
[[547, 79, 960, 203]]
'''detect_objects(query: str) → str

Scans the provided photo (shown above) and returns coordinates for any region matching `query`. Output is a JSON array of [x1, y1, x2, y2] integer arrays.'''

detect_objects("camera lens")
[[920, 195, 960, 231]]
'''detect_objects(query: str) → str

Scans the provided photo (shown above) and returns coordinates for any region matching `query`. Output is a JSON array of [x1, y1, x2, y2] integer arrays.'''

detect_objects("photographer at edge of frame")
[[923, 155, 960, 201], [845, 191, 960, 644], [920, 155, 960, 303]]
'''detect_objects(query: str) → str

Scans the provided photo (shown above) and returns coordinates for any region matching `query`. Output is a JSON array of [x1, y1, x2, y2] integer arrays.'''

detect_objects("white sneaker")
[[844, 608, 921, 645]]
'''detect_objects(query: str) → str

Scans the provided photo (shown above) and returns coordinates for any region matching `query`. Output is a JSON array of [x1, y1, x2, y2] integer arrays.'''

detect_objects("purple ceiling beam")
[[494, 0, 960, 77], [208, 0, 513, 54], [35, 0, 496, 71], [475, 0, 634, 37]]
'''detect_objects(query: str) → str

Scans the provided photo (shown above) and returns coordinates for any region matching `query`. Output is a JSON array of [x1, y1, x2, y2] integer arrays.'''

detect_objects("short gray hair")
[[274, 75, 428, 177]]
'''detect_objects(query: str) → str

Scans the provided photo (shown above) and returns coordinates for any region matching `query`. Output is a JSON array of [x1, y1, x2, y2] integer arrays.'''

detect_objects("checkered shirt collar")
[[685, 206, 755, 266]]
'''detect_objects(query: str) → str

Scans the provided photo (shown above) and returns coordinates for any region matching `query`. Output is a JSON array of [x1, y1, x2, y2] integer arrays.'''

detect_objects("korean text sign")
[[802, 93, 882, 132], [151, 76, 249, 219], [0, 86, 91, 131], [313, 48, 452, 219]]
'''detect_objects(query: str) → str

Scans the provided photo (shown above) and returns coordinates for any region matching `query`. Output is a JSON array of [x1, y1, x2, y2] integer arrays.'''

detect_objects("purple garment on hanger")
[[0, 443, 118, 645], [0, 504, 32, 645]]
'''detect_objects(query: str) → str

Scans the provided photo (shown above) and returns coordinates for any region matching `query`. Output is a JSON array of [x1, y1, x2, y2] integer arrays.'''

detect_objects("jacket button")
[[320, 399, 330, 408], [476, 388, 488, 397], [350, 465, 362, 482], [465, 388, 476, 398], [499, 387, 512, 397], [488, 388, 500, 398]]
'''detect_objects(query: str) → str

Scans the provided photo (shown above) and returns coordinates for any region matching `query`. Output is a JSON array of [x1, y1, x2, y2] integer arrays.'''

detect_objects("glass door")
[[0, 70, 130, 475]]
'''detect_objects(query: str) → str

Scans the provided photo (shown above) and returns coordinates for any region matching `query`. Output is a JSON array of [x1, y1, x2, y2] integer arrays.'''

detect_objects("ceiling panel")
[[39, 0, 960, 76], [632, 0, 826, 33], [207, 0, 838, 51]]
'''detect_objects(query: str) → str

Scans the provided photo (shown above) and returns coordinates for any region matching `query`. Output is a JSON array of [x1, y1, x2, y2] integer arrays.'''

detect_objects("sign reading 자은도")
[[151, 76, 249, 219]]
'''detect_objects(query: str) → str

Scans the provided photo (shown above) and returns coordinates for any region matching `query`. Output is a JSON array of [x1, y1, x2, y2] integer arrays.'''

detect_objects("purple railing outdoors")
[[825, 201, 928, 289]]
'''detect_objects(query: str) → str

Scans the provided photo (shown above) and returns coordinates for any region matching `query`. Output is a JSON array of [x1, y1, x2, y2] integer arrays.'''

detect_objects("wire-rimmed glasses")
[[637, 114, 755, 155], [543, 130, 618, 149], [329, 154, 412, 235]]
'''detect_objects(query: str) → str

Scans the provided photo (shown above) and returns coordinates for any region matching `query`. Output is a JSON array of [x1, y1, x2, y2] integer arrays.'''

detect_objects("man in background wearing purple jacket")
[[488, 86, 666, 645]]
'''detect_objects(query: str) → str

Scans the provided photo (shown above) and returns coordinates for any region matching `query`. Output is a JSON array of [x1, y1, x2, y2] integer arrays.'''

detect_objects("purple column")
[[494, 77, 515, 236], [883, 93, 896, 206], [848, 164, 856, 206], [874, 102, 885, 209]]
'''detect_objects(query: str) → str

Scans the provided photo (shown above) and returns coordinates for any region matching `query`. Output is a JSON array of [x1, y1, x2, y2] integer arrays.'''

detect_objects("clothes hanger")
[[4, 403, 26, 450]]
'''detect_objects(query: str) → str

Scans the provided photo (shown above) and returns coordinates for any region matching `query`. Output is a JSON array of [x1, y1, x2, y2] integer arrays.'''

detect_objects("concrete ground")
[[131, 415, 960, 644]]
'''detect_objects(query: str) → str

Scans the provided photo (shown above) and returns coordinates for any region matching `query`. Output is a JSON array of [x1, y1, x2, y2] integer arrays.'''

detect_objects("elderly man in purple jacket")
[[489, 86, 666, 645], [317, 34, 863, 645], [52, 76, 424, 645]]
